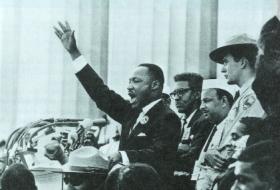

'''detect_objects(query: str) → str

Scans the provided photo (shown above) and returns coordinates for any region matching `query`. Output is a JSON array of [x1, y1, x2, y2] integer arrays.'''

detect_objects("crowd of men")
[[2, 16, 280, 190]]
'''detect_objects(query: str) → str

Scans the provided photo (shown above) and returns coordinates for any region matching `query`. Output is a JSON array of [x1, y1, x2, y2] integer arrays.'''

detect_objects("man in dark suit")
[[53, 22, 181, 187], [170, 73, 212, 190]]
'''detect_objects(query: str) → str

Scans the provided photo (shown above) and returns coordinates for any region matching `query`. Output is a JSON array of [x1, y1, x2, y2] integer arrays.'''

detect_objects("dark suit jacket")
[[176, 110, 213, 173], [76, 64, 181, 180]]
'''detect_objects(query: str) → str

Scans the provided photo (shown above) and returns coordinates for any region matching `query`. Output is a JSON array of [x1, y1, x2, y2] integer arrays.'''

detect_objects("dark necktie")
[[180, 118, 187, 138], [233, 91, 240, 102], [203, 125, 217, 152]]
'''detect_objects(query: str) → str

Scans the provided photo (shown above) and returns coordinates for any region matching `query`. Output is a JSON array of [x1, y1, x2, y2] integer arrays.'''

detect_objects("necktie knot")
[[182, 118, 187, 126]]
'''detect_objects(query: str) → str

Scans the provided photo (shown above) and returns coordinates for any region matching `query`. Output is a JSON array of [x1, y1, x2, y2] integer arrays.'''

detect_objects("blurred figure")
[[231, 140, 278, 190], [253, 16, 280, 118], [83, 128, 98, 147], [193, 34, 265, 190], [105, 163, 163, 190], [214, 117, 271, 190], [251, 15, 280, 189], [171, 73, 212, 190], [1, 163, 37, 190]]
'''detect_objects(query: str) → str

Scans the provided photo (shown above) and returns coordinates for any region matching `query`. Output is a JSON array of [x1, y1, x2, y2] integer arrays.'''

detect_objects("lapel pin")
[[140, 116, 149, 125]]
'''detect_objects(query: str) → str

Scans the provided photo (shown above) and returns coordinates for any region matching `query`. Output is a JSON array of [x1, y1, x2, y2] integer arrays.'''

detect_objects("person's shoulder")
[[160, 105, 180, 122], [241, 89, 263, 110]]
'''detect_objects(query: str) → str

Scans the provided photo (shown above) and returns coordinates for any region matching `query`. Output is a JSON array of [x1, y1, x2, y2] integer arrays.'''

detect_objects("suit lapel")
[[188, 110, 202, 133], [127, 101, 164, 139], [122, 109, 141, 140]]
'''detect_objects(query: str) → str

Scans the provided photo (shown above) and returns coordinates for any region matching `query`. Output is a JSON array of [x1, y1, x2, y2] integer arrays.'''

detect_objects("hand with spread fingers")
[[53, 21, 81, 60]]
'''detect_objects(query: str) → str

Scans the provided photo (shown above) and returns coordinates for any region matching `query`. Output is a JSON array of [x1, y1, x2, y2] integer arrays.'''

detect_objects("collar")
[[142, 99, 161, 114], [239, 77, 254, 95], [182, 109, 198, 123]]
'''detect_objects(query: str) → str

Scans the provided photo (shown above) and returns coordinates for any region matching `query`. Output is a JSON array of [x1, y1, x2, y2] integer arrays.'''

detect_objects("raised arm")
[[54, 21, 131, 123]]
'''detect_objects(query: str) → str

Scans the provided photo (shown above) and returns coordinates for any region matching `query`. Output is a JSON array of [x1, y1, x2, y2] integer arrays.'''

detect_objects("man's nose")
[[174, 94, 180, 101], [127, 82, 133, 90], [200, 102, 206, 110]]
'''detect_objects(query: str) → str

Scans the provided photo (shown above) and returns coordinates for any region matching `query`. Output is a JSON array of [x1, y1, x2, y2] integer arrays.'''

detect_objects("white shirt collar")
[[239, 77, 254, 95], [142, 99, 161, 114]]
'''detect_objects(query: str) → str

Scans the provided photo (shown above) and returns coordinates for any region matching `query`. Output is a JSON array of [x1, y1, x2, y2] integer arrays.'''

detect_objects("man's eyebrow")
[[202, 97, 212, 100]]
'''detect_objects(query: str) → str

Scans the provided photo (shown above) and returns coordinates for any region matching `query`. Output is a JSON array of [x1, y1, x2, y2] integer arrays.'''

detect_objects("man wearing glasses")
[[170, 73, 213, 190]]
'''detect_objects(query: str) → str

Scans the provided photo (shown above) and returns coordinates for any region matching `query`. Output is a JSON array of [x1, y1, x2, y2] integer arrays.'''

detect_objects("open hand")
[[53, 21, 81, 60]]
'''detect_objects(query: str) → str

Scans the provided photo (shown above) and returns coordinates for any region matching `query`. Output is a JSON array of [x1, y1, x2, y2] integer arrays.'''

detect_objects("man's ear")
[[193, 91, 201, 100], [151, 80, 160, 90], [221, 95, 229, 107], [240, 57, 249, 69]]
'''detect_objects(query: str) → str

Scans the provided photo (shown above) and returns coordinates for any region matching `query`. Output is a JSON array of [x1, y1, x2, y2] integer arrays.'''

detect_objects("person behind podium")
[[53, 21, 180, 189]]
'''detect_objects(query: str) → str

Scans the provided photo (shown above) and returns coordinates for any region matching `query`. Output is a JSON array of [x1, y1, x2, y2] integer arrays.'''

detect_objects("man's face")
[[221, 54, 242, 85], [171, 81, 196, 113], [231, 161, 270, 190], [253, 42, 280, 116], [127, 66, 153, 108], [200, 89, 225, 124], [231, 123, 248, 141]]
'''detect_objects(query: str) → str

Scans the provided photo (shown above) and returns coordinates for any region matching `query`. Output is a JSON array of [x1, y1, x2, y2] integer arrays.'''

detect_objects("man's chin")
[[130, 100, 140, 109], [130, 103, 138, 108], [203, 114, 210, 119]]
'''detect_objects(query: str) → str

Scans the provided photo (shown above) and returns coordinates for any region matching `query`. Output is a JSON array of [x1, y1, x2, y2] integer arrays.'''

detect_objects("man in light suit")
[[193, 34, 265, 190], [53, 22, 181, 188]]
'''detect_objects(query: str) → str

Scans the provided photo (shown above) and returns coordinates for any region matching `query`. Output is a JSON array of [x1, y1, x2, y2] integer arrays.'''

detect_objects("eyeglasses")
[[170, 88, 192, 99]]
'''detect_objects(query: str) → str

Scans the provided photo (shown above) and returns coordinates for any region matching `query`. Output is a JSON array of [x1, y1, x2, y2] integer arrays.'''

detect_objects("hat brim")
[[209, 43, 257, 64], [52, 165, 108, 174]]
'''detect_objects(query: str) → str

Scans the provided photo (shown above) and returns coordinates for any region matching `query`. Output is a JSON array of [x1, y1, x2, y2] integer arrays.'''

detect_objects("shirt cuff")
[[72, 55, 88, 73], [119, 151, 130, 165]]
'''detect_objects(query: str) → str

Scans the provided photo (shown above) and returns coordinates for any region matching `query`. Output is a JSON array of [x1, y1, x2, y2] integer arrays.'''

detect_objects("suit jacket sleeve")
[[125, 112, 181, 166], [75, 64, 131, 124]]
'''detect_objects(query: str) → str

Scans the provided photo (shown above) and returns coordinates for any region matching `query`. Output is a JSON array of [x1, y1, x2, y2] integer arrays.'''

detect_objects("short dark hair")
[[213, 88, 234, 107], [105, 163, 164, 190], [228, 45, 258, 68], [1, 164, 37, 190], [174, 73, 203, 92], [138, 63, 164, 89], [238, 140, 276, 184]]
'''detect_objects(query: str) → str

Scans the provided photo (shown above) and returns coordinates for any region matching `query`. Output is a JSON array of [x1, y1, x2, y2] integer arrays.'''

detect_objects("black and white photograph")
[[0, 0, 279, 190]]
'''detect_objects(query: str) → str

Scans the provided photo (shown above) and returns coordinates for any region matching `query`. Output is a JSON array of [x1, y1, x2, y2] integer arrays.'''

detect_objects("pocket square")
[[137, 132, 147, 137]]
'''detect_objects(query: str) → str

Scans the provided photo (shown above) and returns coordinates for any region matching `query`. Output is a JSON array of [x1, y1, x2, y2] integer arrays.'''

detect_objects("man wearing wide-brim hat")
[[60, 146, 108, 190], [192, 34, 265, 190]]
